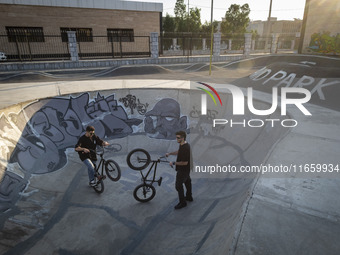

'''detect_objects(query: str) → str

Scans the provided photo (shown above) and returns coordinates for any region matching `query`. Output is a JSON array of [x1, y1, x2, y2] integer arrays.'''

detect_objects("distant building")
[[247, 18, 302, 36], [272, 19, 302, 35], [247, 20, 265, 36]]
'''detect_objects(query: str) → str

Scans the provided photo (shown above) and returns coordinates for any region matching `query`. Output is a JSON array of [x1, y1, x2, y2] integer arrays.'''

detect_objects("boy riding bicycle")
[[75, 125, 109, 186]]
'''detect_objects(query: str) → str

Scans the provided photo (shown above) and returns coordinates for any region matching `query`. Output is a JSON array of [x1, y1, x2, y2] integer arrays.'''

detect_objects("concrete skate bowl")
[[228, 55, 340, 111], [0, 82, 288, 255]]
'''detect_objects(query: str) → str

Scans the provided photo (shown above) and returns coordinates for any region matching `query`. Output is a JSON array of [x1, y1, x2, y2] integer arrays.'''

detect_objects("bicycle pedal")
[[157, 177, 163, 186], [97, 175, 106, 181]]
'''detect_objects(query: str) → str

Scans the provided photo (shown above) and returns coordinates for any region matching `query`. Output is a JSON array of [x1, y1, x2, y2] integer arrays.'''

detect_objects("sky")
[[131, 0, 306, 23]]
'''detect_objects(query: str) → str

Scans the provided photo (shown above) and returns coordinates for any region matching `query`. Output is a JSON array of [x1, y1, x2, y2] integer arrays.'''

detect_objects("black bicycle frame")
[[140, 160, 159, 185], [94, 154, 105, 176], [139, 156, 170, 184]]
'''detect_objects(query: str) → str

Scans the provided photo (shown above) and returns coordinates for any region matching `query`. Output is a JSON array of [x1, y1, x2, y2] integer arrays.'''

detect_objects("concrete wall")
[[0, 55, 246, 72]]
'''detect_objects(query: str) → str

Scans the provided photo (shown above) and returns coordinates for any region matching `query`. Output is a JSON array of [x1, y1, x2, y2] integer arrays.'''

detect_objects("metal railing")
[[0, 32, 150, 62], [159, 33, 299, 56], [0, 31, 301, 62], [220, 34, 246, 54], [159, 33, 212, 56], [77, 35, 150, 59], [277, 34, 300, 52], [0, 33, 70, 61]]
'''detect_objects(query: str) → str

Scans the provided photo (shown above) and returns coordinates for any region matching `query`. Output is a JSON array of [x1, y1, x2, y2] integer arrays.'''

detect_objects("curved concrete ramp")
[[0, 81, 285, 254], [0, 55, 340, 255]]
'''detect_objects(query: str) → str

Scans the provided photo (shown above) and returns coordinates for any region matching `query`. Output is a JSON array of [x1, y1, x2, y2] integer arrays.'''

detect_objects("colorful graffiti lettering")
[[309, 31, 340, 55]]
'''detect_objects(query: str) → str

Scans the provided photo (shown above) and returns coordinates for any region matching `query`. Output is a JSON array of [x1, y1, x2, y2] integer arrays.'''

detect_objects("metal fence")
[[77, 35, 150, 59], [0, 34, 70, 61], [159, 33, 212, 56], [0, 31, 300, 62], [160, 33, 299, 56], [220, 34, 246, 53], [277, 33, 300, 51], [0, 32, 150, 62], [250, 36, 272, 53]]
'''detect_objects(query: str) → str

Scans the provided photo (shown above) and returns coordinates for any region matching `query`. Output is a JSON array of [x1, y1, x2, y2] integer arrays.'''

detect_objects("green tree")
[[221, 4, 250, 35], [164, 1, 203, 34], [163, 13, 176, 33], [201, 21, 219, 35], [250, 29, 259, 40], [187, 7, 202, 33], [174, 0, 187, 32], [174, 0, 186, 18]]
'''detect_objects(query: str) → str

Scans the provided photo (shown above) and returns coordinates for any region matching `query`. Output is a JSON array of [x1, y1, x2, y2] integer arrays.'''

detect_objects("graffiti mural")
[[0, 92, 143, 213], [309, 32, 340, 55], [119, 94, 149, 115], [144, 98, 188, 140], [8, 92, 143, 174], [0, 92, 188, 214]]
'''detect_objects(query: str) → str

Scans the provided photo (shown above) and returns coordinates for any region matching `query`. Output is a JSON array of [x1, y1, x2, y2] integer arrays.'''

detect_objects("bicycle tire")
[[133, 184, 156, 202], [92, 178, 104, 193], [127, 148, 151, 170], [105, 159, 121, 182]]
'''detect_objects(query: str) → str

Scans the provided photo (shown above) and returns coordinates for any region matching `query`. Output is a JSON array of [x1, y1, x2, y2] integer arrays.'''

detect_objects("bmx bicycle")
[[126, 148, 172, 202], [90, 145, 121, 193]]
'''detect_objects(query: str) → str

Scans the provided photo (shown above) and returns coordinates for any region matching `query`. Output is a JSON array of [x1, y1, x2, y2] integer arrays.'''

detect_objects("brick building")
[[0, 0, 162, 60], [0, 0, 162, 34]]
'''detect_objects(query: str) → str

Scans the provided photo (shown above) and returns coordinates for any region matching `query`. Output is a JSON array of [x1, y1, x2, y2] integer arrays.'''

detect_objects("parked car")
[[0, 52, 7, 61]]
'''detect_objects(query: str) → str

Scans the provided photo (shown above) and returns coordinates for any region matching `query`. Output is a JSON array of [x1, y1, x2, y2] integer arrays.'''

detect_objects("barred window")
[[6, 27, 45, 42], [107, 29, 134, 42], [60, 28, 93, 42]]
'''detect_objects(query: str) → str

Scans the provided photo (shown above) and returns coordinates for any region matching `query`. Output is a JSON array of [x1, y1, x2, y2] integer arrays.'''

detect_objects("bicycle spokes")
[[128, 148, 172, 202], [127, 149, 150, 170], [105, 160, 121, 181], [133, 184, 156, 202], [143, 186, 150, 196]]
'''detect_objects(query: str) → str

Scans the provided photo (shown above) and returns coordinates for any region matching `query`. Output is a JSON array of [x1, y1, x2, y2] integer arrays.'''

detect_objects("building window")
[[6, 27, 45, 42], [107, 29, 134, 42], [60, 28, 93, 42]]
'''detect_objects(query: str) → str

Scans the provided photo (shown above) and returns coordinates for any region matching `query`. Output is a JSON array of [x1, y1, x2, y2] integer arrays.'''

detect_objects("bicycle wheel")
[[92, 178, 104, 194], [105, 159, 121, 182], [133, 184, 156, 202], [127, 148, 150, 170]]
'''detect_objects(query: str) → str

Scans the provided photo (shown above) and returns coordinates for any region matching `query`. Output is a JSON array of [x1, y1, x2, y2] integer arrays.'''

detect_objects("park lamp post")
[[265, 0, 273, 49], [187, 0, 190, 62], [209, 0, 214, 75]]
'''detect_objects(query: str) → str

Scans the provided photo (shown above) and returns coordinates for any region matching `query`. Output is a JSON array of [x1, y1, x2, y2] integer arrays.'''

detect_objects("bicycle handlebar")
[[158, 155, 173, 168], [86, 144, 121, 156], [145, 155, 173, 168]]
